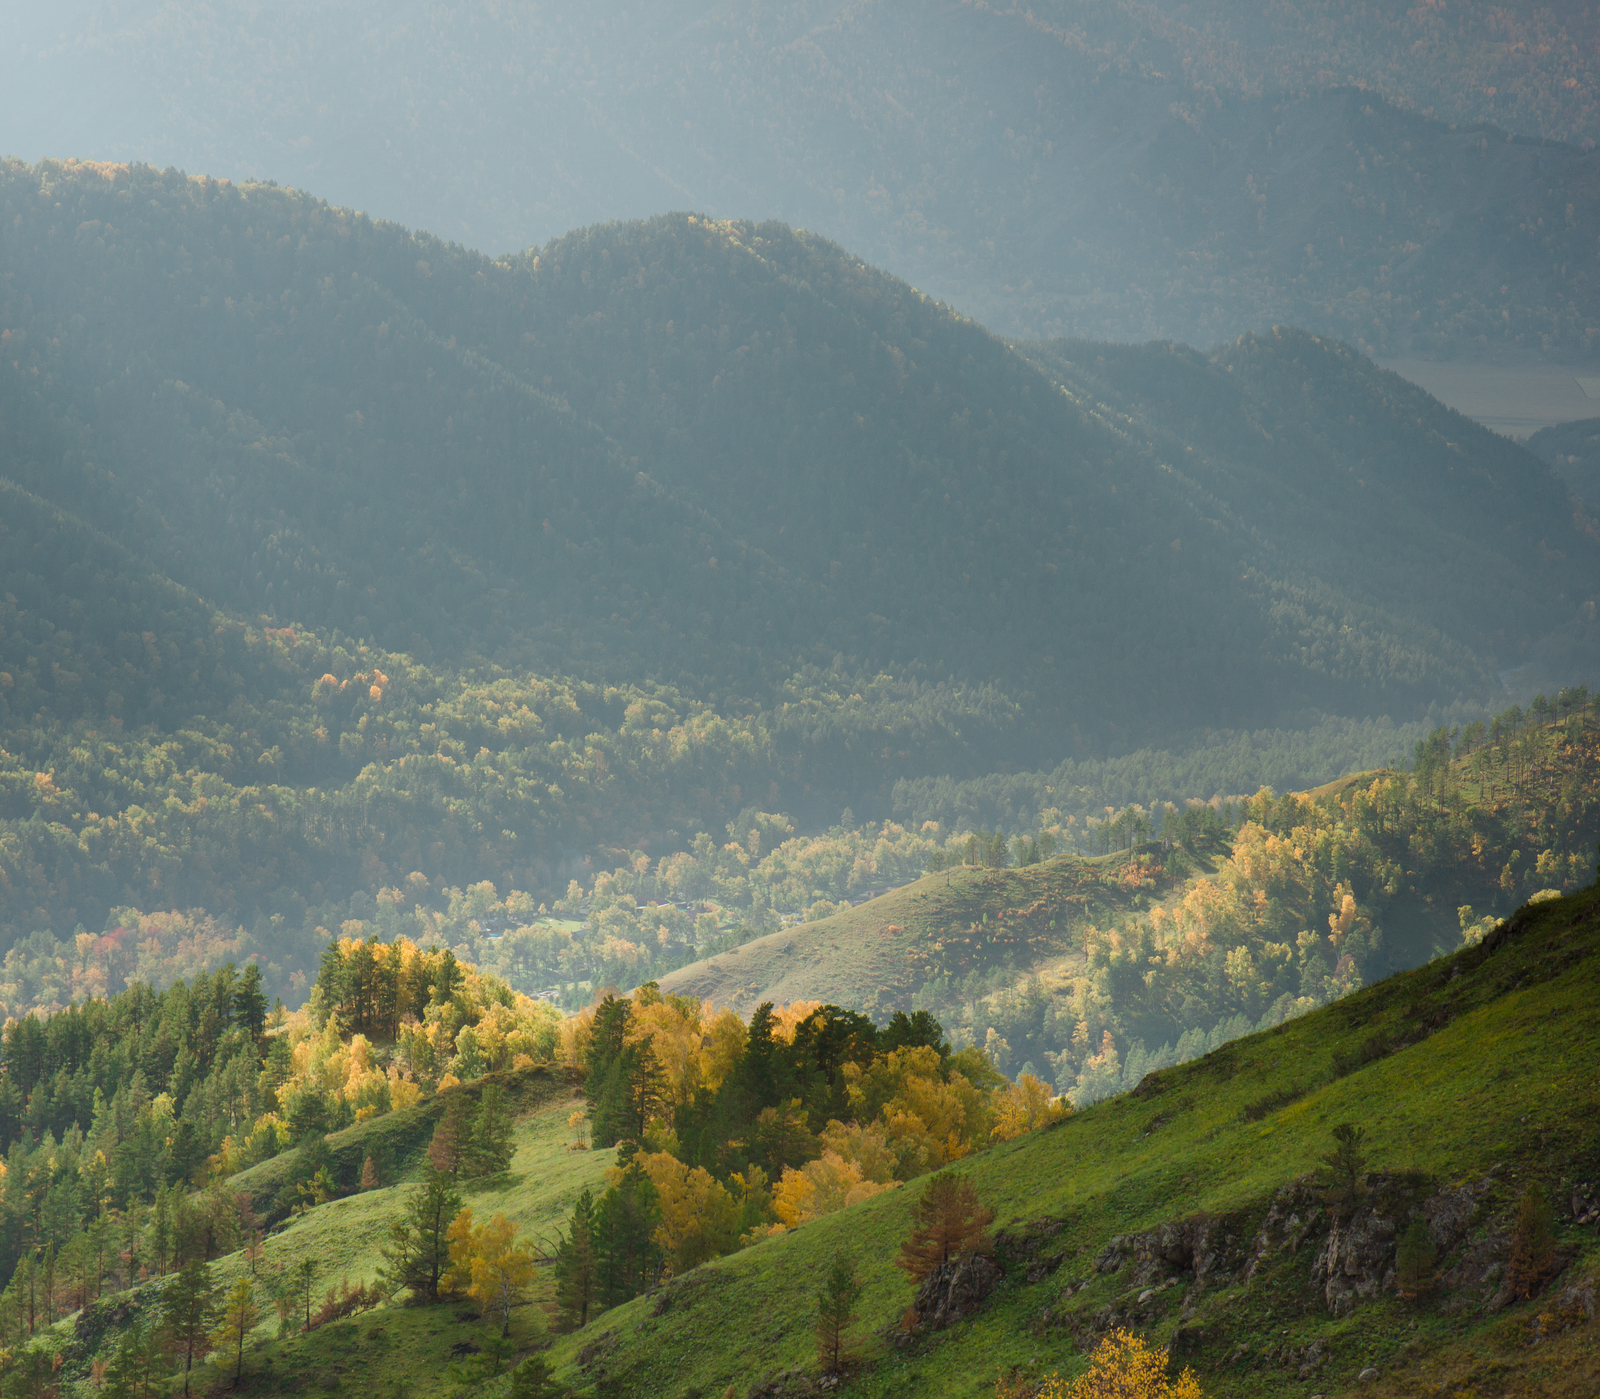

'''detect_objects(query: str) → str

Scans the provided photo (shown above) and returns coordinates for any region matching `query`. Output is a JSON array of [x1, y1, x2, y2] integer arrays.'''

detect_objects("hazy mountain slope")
[[4, 2, 1599, 351], [4, 158, 1597, 951], [4, 160, 1595, 749], [1528, 415, 1600, 511], [1024, 335, 1600, 681], [1046, 0, 1600, 147]]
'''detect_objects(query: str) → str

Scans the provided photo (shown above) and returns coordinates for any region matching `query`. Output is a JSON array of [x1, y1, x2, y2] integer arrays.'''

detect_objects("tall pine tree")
[[593, 1150, 662, 1307], [554, 1188, 600, 1330], [161, 1259, 221, 1398], [380, 1165, 462, 1302]]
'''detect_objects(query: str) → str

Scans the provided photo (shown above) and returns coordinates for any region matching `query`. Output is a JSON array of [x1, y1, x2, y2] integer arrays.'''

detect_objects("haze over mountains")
[[1, 156, 1597, 946], [1, 17, 1599, 1398], [5, 161, 1594, 748], [6, 0, 1600, 353]]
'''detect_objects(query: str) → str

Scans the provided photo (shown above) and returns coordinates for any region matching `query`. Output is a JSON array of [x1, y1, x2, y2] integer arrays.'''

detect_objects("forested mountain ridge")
[[2, 157, 1597, 989], [5, 2, 1599, 352], [662, 696, 1600, 1100], [4, 159, 1593, 735]]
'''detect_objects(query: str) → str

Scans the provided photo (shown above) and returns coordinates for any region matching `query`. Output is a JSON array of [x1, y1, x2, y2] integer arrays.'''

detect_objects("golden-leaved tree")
[[997, 1328, 1204, 1398], [444, 1209, 536, 1336]]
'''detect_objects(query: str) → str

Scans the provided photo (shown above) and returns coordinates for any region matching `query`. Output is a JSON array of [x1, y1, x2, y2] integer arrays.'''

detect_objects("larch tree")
[[295, 1258, 318, 1332], [896, 1172, 994, 1281], [380, 1165, 463, 1302], [1508, 1182, 1557, 1299], [103, 1334, 153, 1399], [161, 1259, 221, 1398], [594, 1153, 663, 1307], [1316, 1123, 1367, 1217], [467, 1084, 516, 1176], [506, 1354, 572, 1399], [554, 1188, 600, 1330], [428, 1094, 473, 1175], [212, 1276, 261, 1384]]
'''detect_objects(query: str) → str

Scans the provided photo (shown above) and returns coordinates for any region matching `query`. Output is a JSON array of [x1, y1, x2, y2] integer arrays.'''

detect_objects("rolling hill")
[[656, 853, 1163, 1020], [4, 3, 1600, 352], [663, 702, 1600, 1104]]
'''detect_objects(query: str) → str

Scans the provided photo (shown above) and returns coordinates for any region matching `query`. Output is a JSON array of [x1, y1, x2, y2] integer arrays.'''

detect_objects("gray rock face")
[[912, 1252, 1005, 1330], [1259, 1337, 1331, 1381], [1245, 1178, 1326, 1281], [1305, 1173, 1499, 1316], [1311, 1198, 1400, 1317], [747, 1370, 826, 1397], [1569, 1181, 1600, 1227], [1092, 1214, 1245, 1290], [995, 1218, 1067, 1285]]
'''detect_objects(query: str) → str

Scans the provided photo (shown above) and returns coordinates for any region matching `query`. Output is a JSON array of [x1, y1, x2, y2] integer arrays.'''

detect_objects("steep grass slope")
[[60, 1071, 613, 1394], [563, 886, 1600, 1397], [40, 886, 1600, 1399]]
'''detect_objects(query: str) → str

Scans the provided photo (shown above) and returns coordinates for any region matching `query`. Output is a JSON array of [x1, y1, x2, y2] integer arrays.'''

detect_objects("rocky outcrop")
[[1312, 1173, 1498, 1316], [995, 1218, 1068, 1284], [1215, 1336, 1329, 1380], [1245, 1178, 1325, 1281], [747, 1369, 835, 1396], [1312, 1199, 1401, 1317], [1093, 1214, 1245, 1291], [1569, 1181, 1600, 1227], [911, 1252, 1005, 1330]]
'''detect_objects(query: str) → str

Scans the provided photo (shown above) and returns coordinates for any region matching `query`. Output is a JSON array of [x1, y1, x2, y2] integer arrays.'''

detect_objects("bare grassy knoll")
[[657, 851, 1166, 1018]]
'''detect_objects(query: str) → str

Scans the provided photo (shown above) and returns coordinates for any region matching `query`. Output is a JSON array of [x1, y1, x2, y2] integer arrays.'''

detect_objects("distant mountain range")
[[4, 1, 1599, 354], [1, 157, 1597, 936], [5, 160, 1594, 752]]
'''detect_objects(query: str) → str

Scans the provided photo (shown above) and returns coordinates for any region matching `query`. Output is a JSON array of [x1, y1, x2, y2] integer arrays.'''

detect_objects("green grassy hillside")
[[656, 851, 1166, 1019], [556, 883, 1600, 1396], [51, 1068, 613, 1397], [58, 880, 1593, 1399]]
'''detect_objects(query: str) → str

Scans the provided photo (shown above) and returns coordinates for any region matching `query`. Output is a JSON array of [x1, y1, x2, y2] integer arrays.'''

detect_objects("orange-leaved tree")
[[996, 1328, 1204, 1398], [1508, 1182, 1558, 1300], [896, 1172, 994, 1281]]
